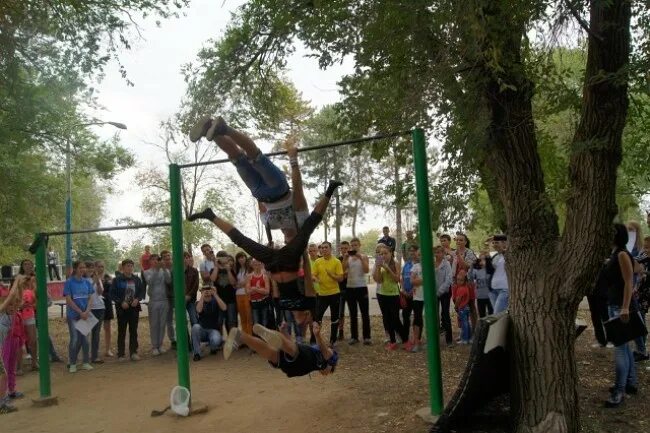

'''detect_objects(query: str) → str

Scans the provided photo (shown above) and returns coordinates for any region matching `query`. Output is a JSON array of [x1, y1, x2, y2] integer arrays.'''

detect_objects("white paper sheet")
[[74, 313, 99, 336]]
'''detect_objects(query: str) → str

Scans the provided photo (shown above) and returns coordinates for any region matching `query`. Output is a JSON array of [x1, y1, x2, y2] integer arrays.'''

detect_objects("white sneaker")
[[189, 116, 213, 142], [159, 347, 168, 354], [118, 356, 128, 362], [130, 354, 141, 362], [606, 343, 615, 349], [69, 364, 77, 373], [591, 342, 604, 349], [253, 324, 283, 350], [223, 328, 242, 361], [152, 349, 161, 356], [81, 363, 93, 371]]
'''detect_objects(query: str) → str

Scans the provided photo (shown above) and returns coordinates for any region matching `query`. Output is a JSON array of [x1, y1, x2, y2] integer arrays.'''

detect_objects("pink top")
[[21, 289, 36, 320]]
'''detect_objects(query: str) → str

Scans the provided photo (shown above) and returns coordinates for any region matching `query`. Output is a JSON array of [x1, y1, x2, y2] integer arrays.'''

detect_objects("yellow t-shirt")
[[313, 257, 343, 296]]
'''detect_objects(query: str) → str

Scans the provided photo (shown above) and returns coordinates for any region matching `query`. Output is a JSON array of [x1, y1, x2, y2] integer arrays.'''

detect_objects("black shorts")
[[270, 344, 326, 378], [277, 279, 314, 311], [103, 296, 114, 320]]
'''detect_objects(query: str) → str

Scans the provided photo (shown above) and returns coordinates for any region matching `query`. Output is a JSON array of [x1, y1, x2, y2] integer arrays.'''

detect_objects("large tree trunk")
[[473, 1, 631, 432]]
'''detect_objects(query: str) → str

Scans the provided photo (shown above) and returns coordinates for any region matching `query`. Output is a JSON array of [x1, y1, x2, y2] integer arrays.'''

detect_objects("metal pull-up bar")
[[178, 130, 413, 169], [42, 222, 171, 237]]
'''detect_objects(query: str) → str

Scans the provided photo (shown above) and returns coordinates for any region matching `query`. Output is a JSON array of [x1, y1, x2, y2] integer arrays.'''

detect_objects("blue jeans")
[[490, 288, 509, 313], [283, 310, 303, 341], [67, 317, 90, 365], [186, 302, 199, 327], [90, 309, 105, 361], [608, 305, 638, 392], [631, 298, 647, 354], [218, 303, 238, 332], [232, 153, 289, 202], [191, 324, 222, 355], [458, 306, 472, 342], [251, 303, 269, 327]]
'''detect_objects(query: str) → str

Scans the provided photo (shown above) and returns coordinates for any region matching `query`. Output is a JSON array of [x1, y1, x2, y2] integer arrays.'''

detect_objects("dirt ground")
[[2, 311, 649, 433]]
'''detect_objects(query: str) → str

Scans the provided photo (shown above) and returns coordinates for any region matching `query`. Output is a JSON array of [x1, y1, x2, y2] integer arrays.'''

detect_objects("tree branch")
[[564, 0, 604, 42]]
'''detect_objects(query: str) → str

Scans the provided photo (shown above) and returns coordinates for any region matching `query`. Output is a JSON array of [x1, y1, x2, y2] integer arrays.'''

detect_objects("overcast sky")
[[88, 0, 381, 246]]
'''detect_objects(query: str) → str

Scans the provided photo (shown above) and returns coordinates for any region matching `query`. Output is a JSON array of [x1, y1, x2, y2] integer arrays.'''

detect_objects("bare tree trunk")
[[351, 197, 359, 238]]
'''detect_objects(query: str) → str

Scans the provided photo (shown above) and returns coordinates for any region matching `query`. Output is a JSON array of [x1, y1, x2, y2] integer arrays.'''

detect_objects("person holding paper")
[[63, 261, 95, 373]]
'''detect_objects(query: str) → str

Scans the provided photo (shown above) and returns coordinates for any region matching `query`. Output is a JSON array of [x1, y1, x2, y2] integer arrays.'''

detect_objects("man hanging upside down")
[[187, 179, 343, 326], [223, 322, 338, 377]]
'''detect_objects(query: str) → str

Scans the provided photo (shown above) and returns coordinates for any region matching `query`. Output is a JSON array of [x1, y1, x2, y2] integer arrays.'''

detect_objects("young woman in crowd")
[[373, 245, 408, 350], [400, 245, 416, 349], [604, 224, 638, 408], [20, 273, 38, 372], [0, 281, 20, 413], [373, 243, 389, 343], [408, 246, 424, 353], [85, 262, 106, 364], [96, 261, 115, 358], [435, 246, 454, 345], [452, 270, 474, 344], [64, 261, 95, 373], [235, 252, 253, 336], [246, 259, 270, 328], [1, 275, 28, 411], [470, 252, 493, 318]]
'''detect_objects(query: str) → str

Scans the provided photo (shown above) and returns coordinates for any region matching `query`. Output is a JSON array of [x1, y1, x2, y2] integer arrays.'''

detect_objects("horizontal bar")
[[43, 222, 171, 236], [179, 130, 413, 169]]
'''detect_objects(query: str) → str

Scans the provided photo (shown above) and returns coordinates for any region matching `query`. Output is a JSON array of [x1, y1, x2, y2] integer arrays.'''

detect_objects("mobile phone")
[[349, 250, 357, 256], [375, 255, 384, 265]]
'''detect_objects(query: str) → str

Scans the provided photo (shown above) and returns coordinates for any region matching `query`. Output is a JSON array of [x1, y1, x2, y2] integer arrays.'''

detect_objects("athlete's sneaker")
[[188, 207, 217, 222], [253, 324, 283, 350], [189, 116, 213, 142], [81, 363, 94, 371], [69, 364, 77, 373], [223, 327, 242, 361], [205, 116, 229, 140]]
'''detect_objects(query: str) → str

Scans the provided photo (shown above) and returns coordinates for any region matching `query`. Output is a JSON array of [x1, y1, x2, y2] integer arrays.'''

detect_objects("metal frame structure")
[[32, 128, 444, 416]]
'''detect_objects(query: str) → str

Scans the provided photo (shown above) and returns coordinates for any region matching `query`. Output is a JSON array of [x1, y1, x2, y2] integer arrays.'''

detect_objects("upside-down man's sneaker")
[[252, 324, 283, 350], [189, 116, 213, 142], [188, 208, 217, 222], [205, 116, 230, 140], [223, 327, 242, 361]]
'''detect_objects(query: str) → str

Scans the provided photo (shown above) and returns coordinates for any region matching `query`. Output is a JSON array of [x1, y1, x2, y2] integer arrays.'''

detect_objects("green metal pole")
[[412, 128, 444, 415], [34, 235, 52, 398], [169, 164, 191, 393]]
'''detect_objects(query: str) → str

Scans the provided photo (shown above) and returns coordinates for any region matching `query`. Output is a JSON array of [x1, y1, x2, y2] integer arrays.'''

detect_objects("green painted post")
[[412, 128, 444, 415], [169, 164, 191, 393], [34, 235, 52, 398]]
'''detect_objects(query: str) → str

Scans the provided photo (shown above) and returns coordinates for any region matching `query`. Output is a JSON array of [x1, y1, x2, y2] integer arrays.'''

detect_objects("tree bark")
[[335, 189, 341, 251], [472, 1, 631, 432]]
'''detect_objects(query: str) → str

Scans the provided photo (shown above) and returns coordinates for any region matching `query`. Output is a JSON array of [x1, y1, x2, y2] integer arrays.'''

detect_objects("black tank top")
[[604, 248, 633, 307]]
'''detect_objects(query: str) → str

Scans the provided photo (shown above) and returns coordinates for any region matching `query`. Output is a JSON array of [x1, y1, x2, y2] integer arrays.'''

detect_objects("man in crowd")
[[337, 241, 350, 341], [110, 259, 145, 361], [401, 230, 418, 264], [344, 237, 371, 345], [143, 254, 171, 356], [378, 226, 396, 252], [191, 286, 226, 361], [200, 244, 215, 285], [313, 242, 344, 346], [47, 247, 61, 280]]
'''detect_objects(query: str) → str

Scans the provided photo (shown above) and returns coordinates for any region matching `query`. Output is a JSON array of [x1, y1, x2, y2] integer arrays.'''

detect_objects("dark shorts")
[[270, 344, 326, 378], [278, 279, 315, 311], [103, 296, 114, 320]]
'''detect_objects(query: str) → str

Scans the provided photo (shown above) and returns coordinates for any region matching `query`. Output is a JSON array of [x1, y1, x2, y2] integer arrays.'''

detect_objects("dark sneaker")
[[223, 327, 242, 361], [605, 391, 625, 408], [188, 208, 216, 222], [348, 338, 359, 346], [189, 116, 213, 142], [609, 385, 638, 395], [633, 351, 649, 362], [205, 116, 229, 140], [193, 354, 201, 362]]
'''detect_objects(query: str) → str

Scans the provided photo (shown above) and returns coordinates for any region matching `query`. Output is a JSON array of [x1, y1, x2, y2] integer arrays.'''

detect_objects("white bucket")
[[170, 386, 190, 417]]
